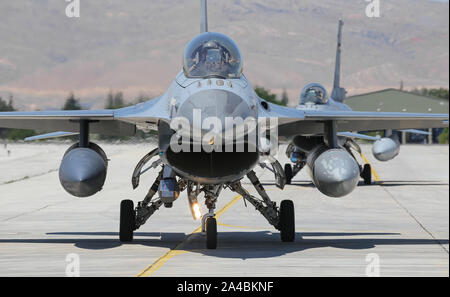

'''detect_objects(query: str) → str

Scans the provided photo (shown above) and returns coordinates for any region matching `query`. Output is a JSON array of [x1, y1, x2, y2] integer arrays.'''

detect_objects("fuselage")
[[287, 85, 361, 197], [158, 72, 261, 184]]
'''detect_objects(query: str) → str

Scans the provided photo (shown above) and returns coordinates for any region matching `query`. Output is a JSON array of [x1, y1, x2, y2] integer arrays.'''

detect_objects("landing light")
[[192, 202, 202, 220]]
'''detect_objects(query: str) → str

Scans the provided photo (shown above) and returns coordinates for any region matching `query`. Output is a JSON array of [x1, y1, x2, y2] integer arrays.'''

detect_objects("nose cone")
[[175, 89, 253, 142], [313, 149, 360, 198], [165, 89, 258, 184], [372, 137, 400, 162], [59, 148, 107, 197]]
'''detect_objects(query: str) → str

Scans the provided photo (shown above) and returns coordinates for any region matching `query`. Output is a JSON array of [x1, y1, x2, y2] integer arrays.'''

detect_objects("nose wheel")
[[206, 217, 217, 249]]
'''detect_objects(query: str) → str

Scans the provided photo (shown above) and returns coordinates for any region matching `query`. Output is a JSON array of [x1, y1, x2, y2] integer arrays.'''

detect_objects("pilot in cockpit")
[[189, 41, 232, 77], [300, 83, 329, 105], [183, 32, 242, 79]]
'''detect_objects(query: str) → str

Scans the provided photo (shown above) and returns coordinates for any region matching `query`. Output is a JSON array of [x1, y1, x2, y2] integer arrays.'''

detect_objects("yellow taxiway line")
[[136, 194, 242, 277]]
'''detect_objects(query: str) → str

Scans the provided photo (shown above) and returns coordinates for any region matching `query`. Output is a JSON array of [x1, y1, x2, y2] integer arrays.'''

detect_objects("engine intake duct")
[[165, 142, 258, 183], [292, 136, 324, 153]]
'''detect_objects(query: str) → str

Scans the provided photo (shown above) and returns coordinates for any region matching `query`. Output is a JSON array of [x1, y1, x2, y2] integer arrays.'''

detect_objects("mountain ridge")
[[0, 0, 448, 109]]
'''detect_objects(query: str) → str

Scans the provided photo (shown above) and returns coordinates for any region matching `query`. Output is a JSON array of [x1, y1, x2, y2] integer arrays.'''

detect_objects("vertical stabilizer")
[[331, 20, 346, 102], [201, 0, 208, 33]]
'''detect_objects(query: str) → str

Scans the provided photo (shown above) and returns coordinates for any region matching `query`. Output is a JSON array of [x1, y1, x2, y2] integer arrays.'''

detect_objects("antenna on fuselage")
[[331, 20, 346, 102], [200, 0, 208, 33]]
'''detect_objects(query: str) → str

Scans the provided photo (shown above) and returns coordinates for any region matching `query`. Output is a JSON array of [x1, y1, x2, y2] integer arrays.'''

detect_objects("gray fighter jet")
[[283, 20, 441, 187], [0, 1, 447, 249]]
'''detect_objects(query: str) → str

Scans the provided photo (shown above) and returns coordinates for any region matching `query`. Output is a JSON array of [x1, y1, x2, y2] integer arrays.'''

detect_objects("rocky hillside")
[[0, 0, 448, 109]]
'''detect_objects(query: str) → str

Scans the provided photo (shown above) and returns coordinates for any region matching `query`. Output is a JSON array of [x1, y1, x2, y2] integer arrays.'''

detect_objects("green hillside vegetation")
[[411, 88, 449, 144], [0, 95, 36, 140], [255, 86, 287, 106]]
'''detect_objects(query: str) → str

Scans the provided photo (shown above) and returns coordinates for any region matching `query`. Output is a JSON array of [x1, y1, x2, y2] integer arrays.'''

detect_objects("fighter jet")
[[0, 1, 447, 249], [283, 20, 441, 186]]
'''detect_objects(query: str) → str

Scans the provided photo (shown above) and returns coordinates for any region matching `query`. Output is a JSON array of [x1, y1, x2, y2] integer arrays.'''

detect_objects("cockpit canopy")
[[183, 32, 243, 79], [299, 83, 329, 105]]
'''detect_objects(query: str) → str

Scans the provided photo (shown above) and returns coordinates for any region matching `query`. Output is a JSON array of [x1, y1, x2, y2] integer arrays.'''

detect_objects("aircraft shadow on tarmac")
[[369, 180, 449, 187], [0, 231, 447, 259], [261, 180, 448, 188]]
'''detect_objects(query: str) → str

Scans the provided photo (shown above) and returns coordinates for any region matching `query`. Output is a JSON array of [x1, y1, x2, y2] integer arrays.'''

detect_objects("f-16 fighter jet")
[[0, 1, 447, 249], [283, 20, 437, 186]]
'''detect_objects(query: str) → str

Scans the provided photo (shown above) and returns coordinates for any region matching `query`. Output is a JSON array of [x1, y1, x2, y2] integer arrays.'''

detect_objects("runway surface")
[[0, 142, 448, 276]]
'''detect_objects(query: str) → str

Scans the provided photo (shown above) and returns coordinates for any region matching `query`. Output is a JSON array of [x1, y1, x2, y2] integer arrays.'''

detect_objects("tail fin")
[[331, 20, 346, 102], [200, 0, 208, 33]]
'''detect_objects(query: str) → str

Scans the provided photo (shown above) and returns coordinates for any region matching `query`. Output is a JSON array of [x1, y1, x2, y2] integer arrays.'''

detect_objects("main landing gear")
[[119, 199, 135, 242], [119, 169, 165, 243], [284, 163, 304, 185], [360, 163, 372, 185], [229, 170, 295, 242], [344, 139, 372, 185]]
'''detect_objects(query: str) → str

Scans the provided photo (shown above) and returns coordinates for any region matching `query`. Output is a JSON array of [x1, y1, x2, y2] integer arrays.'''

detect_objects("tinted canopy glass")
[[183, 32, 243, 79]]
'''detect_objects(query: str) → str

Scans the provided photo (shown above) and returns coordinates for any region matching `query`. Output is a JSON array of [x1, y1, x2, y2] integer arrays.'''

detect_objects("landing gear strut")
[[200, 185, 222, 249], [344, 139, 372, 185]]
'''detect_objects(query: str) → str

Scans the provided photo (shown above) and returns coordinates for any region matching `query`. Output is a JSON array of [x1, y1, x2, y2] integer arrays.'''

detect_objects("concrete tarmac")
[[0, 142, 448, 277]]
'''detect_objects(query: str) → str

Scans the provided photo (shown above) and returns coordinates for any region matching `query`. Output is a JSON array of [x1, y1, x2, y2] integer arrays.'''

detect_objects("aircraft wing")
[[0, 96, 169, 136], [259, 101, 448, 139]]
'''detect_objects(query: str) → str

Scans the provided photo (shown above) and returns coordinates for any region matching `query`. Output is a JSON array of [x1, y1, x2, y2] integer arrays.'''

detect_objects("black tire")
[[279, 200, 295, 242], [362, 164, 372, 185], [206, 217, 217, 249], [120, 199, 135, 242], [284, 164, 293, 185]]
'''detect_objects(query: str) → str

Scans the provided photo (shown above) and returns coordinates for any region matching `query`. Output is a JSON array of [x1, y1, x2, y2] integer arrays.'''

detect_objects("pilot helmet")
[[300, 83, 329, 105]]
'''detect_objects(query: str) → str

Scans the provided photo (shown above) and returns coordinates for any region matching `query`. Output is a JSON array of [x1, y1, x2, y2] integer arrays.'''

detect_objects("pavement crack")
[[1, 168, 58, 186], [2, 200, 67, 222], [380, 185, 449, 254]]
